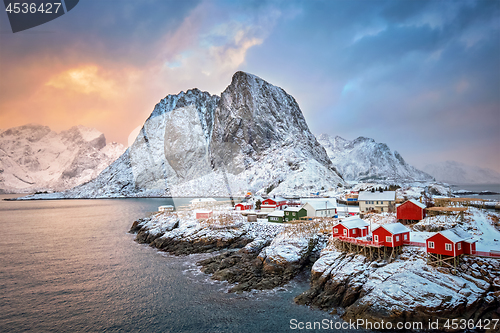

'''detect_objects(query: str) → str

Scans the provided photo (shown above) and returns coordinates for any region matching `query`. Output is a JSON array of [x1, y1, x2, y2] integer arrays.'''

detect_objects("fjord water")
[[0, 196, 335, 333]]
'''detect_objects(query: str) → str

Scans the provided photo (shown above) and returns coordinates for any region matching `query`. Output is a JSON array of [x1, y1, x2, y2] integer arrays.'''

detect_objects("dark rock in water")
[[196, 248, 303, 293]]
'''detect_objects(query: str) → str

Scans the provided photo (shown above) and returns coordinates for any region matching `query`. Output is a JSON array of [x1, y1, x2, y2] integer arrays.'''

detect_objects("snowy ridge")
[[26, 72, 344, 199], [422, 160, 500, 184], [0, 124, 125, 193], [317, 134, 433, 184]]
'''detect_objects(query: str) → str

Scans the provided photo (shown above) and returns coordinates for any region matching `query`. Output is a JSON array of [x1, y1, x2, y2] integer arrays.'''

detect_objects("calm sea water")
[[0, 195, 347, 333], [452, 184, 500, 201]]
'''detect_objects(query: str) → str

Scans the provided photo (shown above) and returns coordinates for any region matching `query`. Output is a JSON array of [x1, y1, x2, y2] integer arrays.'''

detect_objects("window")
[[376, 201, 379, 204], [428, 241, 434, 249], [445, 243, 452, 251], [374, 235, 379, 242], [381, 207, 384, 212], [353, 229, 357, 234], [457, 243, 461, 250], [386, 236, 392, 243], [396, 236, 400, 241], [334, 228, 338, 234], [343, 229, 347, 235], [404, 234, 408, 240]]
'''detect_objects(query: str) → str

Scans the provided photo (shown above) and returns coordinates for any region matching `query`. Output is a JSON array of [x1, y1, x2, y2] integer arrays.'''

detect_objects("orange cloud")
[[45, 65, 117, 97], [0, 0, 271, 146]]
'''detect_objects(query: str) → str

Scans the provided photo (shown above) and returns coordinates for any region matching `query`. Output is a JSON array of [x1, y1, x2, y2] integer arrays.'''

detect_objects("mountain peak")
[[44, 72, 343, 198], [231, 71, 261, 82], [317, 133, 433, 183]]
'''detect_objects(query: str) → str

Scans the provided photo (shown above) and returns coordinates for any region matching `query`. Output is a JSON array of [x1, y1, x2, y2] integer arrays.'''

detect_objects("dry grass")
[[280, 218, 338, 238], [488, 213, 499, 224], [200, 212, 240, 228]]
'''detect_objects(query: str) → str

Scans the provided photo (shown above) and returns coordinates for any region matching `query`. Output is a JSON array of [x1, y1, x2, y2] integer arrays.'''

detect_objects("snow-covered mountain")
[[30, 72, 343, 199], [0, 124, 125, 193], [421, 161, 500, 184], [317, 134, 433, 183]]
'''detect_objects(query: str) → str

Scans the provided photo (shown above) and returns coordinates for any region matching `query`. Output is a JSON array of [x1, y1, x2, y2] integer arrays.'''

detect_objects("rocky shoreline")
[[295, 247, 500, 331], [129, 211, 327, 292], [130, 211, 500, 332]]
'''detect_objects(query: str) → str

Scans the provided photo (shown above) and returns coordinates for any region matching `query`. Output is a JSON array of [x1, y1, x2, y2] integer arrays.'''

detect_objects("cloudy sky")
[[0, 0, 498, 172]]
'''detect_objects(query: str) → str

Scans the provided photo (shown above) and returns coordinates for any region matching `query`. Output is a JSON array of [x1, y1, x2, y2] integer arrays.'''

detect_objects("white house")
[[190, 198, 217, 208], [158, 205, 174, 212], [302, 200, 337, 218], [358, 191, 396, 213]]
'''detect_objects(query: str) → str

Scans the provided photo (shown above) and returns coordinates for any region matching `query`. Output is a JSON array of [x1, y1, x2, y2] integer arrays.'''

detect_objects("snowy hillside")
[[0, 124, 125, 193], [24, 72, 344, 199], [317, 134, 433, 184], [422, 160, 500, 184]]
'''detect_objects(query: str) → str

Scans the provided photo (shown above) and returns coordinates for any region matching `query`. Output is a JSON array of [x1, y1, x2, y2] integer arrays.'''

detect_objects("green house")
[[267, 210, 285, 223], [284, 206, 307, 221]]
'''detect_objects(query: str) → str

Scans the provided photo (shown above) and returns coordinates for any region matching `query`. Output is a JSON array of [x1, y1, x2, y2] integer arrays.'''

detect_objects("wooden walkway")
[[335, 235, 384, 248], [333, 236, 500, 259]]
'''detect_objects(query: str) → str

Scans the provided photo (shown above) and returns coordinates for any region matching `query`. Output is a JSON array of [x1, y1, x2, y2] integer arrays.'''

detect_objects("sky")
[[0, 0, 499, 172]]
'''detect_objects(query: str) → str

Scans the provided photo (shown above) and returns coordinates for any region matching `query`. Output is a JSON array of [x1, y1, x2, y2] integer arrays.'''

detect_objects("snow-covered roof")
[[375, 222, 410, 235], [304, 200, 336, 211], [159, 205, 174, 208], [439, 227, 474, 243], [358, 191, 396, 201], [406, 199, 426, 209], [267, 211, 285, 217], [339, 216, 369, 229], [285, 206, 305, 212], [190, 198, 216, 203]]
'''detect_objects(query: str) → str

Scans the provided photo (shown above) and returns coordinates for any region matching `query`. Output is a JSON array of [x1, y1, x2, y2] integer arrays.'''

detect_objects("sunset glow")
[[0, 0, 498, 172]]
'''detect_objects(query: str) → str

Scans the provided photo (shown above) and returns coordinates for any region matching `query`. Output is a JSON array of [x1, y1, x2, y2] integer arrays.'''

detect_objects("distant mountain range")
[[421, 161, 500, 185], [317, 134, 433, 183], [0, 124, 125, 193]]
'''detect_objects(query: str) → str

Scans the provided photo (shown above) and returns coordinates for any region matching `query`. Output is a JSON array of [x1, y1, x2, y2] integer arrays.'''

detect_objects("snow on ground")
[[413, 216, 458, 232], [468, 208, 500, 252], [397, 186, 425, 200], [411, 207, 500, 252], [364, 212, 397, 232], [409, 231, 433, 244]]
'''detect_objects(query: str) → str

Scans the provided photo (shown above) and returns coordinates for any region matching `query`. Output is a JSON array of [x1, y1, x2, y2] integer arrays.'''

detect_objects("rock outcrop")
[[296, 246, 500, 331], [129, 210, 327, 292]]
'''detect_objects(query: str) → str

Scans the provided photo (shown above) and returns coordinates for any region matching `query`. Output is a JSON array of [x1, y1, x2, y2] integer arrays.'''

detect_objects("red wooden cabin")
[[235, 203, 252, 211], [333, 216, 369, 238], [426, 227, 476, 257], [372, 222, 410, 247], [195, 210, 213, 219], [261, 197, 287, 210], [397, 199, 426, 222]]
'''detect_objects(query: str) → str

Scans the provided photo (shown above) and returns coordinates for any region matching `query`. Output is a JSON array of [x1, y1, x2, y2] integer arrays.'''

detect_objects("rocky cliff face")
[[0, 124, 125, 193], [317, 134, 433, 184], [295, 248, 499, 330], [31, 72, 343, 199]]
